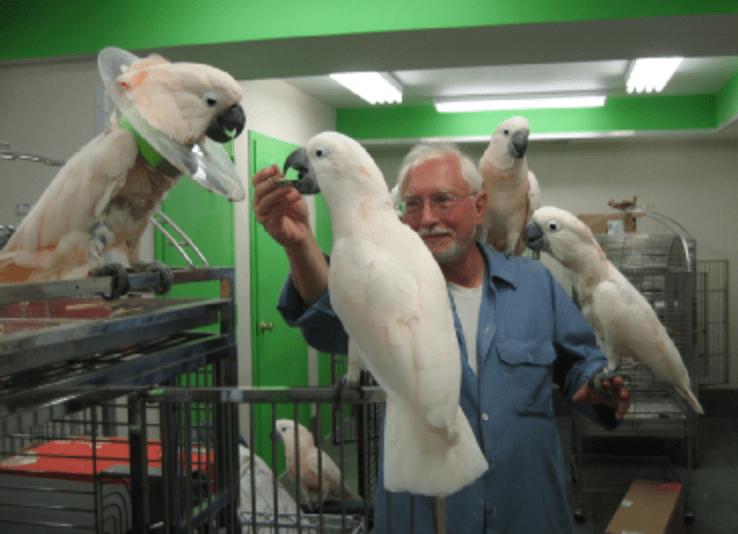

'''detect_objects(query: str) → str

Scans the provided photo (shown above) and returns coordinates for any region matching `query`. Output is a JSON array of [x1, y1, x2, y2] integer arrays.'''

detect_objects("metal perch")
[[0, 149, 65, 167], [149, 208, 210, 268]]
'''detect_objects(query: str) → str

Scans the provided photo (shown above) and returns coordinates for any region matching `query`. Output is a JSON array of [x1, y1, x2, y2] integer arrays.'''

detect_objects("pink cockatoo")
[[282, 132, 488, 497], [274, 419, 362, 505], [522, 206, 704, 414], [479, 116, 532, 256], [0, 47, 245, 290]]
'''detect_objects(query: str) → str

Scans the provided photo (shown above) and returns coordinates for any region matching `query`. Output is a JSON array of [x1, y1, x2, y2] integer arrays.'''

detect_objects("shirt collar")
[[477, 241, 518, 289]]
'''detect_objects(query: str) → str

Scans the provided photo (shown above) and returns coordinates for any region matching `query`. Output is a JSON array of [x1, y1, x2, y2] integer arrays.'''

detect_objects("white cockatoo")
[[274, 419, 361, 505], [0, 47, 245, 288], [479, 116, 532, 256], [522, 206, 704, 414], [282, 131, 488, 497]]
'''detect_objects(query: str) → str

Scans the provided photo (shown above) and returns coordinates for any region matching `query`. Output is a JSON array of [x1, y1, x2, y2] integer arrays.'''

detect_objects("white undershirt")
[[447, 282, 483, 377]]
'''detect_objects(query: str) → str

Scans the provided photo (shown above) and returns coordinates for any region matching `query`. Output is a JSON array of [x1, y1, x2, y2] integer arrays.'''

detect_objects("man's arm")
[[548, 273, 630, 425], [252, 164, 328, 305]]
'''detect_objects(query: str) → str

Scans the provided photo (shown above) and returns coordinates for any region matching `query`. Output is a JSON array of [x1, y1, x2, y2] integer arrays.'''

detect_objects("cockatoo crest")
[[116, 56, 243, 146]]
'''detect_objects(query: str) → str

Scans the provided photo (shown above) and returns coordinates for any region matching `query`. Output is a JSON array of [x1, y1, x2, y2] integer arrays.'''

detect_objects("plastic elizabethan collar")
[[97, 46, 245, 202]]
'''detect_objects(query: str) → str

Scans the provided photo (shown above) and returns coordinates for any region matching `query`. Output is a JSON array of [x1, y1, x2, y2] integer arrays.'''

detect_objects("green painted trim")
[[2, 1, 736, 61], [336, 94, 719, 140], [716, 71, 738, 126]]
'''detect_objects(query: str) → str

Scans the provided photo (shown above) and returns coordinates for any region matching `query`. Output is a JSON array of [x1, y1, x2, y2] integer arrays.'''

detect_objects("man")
[[251, 142, 630, 533]]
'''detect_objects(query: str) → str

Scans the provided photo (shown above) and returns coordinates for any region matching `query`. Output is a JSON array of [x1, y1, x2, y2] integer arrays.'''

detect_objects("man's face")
[[401, 152, 484, 264]]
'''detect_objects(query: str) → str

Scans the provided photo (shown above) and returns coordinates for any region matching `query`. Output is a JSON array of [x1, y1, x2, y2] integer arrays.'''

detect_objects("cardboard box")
[[578, 212, 644, 234], [605, 479, 685, 534]]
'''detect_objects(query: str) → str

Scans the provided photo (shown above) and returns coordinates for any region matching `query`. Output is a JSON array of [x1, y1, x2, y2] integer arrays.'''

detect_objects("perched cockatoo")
[[0, 47, 245, 287], [282, 131, 488, 497], [522, 206, 704, 414], [274, 419, 361, 505], [479, 116, 532, 256]]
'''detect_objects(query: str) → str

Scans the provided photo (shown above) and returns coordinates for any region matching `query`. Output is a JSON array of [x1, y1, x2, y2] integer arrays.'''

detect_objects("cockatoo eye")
[[548, 222, 559, 231], [203, 92, 220, 107], [503, 129, 509, 136], [315, 148, 325, 158]]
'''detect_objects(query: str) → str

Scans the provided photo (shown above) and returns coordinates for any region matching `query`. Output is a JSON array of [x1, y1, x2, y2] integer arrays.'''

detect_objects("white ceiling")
[[283, 57, 738, 109]]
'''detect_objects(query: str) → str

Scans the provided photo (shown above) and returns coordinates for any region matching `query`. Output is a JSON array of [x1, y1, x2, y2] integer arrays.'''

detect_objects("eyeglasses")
[[402, 192, 475, 217]]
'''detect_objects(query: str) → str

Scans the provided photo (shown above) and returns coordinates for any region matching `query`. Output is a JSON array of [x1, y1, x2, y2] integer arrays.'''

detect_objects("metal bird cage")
[[570, 209, 703, 525], [0, 268, 240, 533]]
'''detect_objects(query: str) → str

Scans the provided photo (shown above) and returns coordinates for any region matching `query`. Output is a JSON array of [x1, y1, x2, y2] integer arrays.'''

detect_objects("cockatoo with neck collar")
[[0, 47, 245, 291], [282, 131, 488, 496], [523, 206, 704, 414]]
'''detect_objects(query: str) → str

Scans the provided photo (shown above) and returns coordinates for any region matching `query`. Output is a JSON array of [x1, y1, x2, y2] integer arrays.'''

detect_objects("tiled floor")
[[564, 415, 738, 534]]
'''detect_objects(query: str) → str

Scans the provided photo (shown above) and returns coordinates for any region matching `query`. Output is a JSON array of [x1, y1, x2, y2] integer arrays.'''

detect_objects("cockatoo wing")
[[329, 226, 460, 432], [591, 269, 704, 413], [528, 170, 542, 213], [0, 129, 136, 282]]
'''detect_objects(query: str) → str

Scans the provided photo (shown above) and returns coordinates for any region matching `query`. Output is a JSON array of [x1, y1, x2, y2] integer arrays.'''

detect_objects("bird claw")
[[135, 261, 174, 295], [332, 374, 362, 404], [91, 263, 131, 300], [587, 367, 618, 398]]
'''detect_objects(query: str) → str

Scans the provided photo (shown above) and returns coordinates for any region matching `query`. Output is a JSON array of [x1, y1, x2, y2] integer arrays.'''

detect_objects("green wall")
[[3, 2, 737, 139], [3, 1, 735, 61], [336, 94, 730, 141]]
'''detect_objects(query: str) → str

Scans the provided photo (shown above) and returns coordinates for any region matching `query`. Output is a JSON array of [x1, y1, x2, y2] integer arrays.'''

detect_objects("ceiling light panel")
[[329, 72, 402, 105], [626, 57, 684, 94], [434, 94, 607, 113]]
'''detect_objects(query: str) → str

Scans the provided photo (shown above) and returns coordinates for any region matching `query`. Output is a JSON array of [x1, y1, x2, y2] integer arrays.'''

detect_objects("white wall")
[[234, 79, 336, 396], [369, 137, 738, 387], [0, 58, 101, 224]]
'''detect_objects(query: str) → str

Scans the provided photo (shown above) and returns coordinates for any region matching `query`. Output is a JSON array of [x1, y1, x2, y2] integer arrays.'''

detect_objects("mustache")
[[417, 229, 454, 239]]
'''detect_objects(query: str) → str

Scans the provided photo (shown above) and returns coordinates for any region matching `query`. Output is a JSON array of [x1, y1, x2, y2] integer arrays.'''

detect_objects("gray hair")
[[395, 142, 487, 241], [396, 142, 483, 196]]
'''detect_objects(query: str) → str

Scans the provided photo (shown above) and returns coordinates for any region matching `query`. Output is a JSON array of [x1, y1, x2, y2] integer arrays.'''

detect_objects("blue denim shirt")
[[277, 243, 613, 533]]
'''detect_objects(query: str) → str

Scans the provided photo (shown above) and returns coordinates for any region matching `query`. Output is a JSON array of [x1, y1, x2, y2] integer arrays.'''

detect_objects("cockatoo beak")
[[205, 103, 246, 143], [522, 220, 548, 252], [509, 131, 529, 158], [279, 147, 321, 194]]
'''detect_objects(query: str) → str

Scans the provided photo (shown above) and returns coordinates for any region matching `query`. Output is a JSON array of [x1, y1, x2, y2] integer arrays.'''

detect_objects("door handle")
[[259, 321, 275, 332]]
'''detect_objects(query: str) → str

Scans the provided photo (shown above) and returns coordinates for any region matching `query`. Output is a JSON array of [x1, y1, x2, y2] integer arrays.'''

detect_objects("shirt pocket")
[[497, 340, 556, 417]]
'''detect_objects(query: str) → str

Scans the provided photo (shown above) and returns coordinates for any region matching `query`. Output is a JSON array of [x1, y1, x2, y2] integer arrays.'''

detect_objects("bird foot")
[[135, 261, 174, 295], [91, 262, 130, 300], [587, 366, 618, 398], [332, 373, 363, 404]]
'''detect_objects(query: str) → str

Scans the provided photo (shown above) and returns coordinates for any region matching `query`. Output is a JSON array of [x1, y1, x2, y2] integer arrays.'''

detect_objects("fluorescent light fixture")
[[329, 72, 402, 104], [626, 57, 683, 94], [433, 94, 607, 113]]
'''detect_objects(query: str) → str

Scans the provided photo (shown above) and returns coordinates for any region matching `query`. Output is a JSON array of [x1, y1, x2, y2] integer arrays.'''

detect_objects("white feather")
[[302, 131, 488, 496]]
